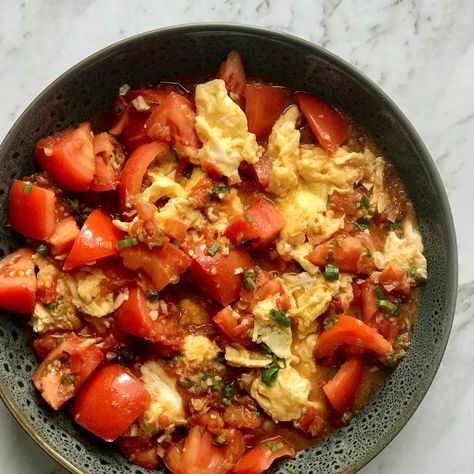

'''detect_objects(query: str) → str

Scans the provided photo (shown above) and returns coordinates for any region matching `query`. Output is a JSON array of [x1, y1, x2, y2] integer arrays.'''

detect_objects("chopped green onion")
[[116, 238, 138, 249], [242, 270, 257, 291], [150, 239, 163, 249], [267, 442, 284, 453], [208, 241, 220, 256], [210, 185, 230, 196], [166, 356, 178, 367], [212, 433, 228, 446], [115, 347, 135, 366], [22, 183, 32, 194], [211, 379, 221, 391], [36, 244, 49, 257], [359, 195, 370, 208], [243, 213, 253, 222], [331, 239, 341, 247], [363, 246, 372, 257], [170, 240, 181, 248], [408, 266, 418, 277], [270, 308, 291, 327], [62, 373, 75, 385], [169, 149, 179, 162], [327, 366, 339, 380], [386, 355, 396, 367], [178, 379, 193, 389], [367, 209, 376, 216], [144, 289, 159, 301], [377, 299, 400, 316], [324, 262, 339, 281], [354, 217, 370, 231], [261, 366, 279, 387], [222, 384, 235, 399], [275, 358, 287, 369], [324, 312, 339, 329], [373, 285, 385, 300], [258, 342, 273, 355], [221, 397, 231, 406], [150, 101, 160, 106], [390, 222, 400, 231], [44, 302, 58, 310]]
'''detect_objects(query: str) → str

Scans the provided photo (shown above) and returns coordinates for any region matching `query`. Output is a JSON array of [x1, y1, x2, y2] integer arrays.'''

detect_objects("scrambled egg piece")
[[138, 360, 186, 436], [182, 167, 207, 194], [267, 105, 301, 196], [251, 296, 292, 360], [292, 333, 318, 376], [195, 79, 261, 183], [382, 218, 427, 279], [371, 157, 390, 213], [155, 197, 207, 230], [141, 175, 186, 203], [206, 191, 244, 234], [146, 151, 179, 180], [250, 367, 310, 422], [225, 345, 273, 368], [182, 335, 220, 366]]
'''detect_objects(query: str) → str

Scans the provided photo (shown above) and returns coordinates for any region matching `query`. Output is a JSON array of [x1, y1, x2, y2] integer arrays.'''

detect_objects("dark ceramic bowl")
[[0, 24, 457, 474]]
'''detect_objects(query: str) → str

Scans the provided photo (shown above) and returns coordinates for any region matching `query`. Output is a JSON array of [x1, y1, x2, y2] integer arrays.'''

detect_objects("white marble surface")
[[0, 0, 472, 472]]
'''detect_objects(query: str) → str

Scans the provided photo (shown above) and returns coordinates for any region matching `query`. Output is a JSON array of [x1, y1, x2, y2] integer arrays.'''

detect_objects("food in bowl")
[[0, 51, 427, 473]]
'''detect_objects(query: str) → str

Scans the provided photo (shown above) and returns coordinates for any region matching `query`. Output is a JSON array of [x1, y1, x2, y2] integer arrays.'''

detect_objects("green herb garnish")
[[363, 246, 372, 257], [377, 298, 401, 316], [61, 373, 75, 385], [324, 262, 339, 281], [242, 270, 257, 291], [243, 213, 253, 222], [324, 311, 339, 329], [354, 217, 370, 231], [270, 308, 291, 327], [144, 289, 160, 301], [408, 266, 418, 277], [116, 238, 138, 249], [22, 183, 32, 194], [359, 195, 370, 208], [36, 244, 49, 257], [44, 302, 58, 310], [178, 379, 193, 389], [208, 241, 220, 256], [210, 185, 230, 196], [327, 366, 339, 380], [373, 285, 385, 300], [390, 222, 400, 231], [261, 365, 279, 387]]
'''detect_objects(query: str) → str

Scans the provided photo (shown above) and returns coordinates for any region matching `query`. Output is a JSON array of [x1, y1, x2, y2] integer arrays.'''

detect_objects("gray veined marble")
[[0, 0, 472, 473]]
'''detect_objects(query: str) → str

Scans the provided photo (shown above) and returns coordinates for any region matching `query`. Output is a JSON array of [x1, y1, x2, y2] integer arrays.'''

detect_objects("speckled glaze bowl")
[[0, 24, 457, 474]]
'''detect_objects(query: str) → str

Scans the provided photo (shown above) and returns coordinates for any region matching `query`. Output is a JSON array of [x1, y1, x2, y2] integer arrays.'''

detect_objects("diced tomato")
[[296, 406, 326, 437], [146, 92, 200, 157], [35, 122, 95, 192], [161, 219, 188, 243], [164, 426, 245, 474], [32, 333, 103, 410], [90, 132, 124, 191], [213, 306, 253, 345], [117, 436, 159, 470], [295, 93, 347, 153], [189, 177, 215, 209], [119, 112, 151, 153], [314, 315, 393, 361], [63, 210, 122, 270], [47, 216, 80, 256], [118, 141, 169, 211], [116, 287, 161, 341], [0, 249, 36, 314], [33, 333, 65, 360], [8, 180, 57, 240], [72, 364, 150, 442], [360, 280, 378, 324], [233, 436, 295, 474], [323, 356, 363, 413], [249, 151, 273, 189], [379, 264, 411, 296], [245, 85, 288, 140], [376, 318, 401, 344], [120, 241, 191, 291], [224, 198, 285, 249], [188, 242, 254, 306], [223, 404, 262, 430], [216, 51, 246, 107]]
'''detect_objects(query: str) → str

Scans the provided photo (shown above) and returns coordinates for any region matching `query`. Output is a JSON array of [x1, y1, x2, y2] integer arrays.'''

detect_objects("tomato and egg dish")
[[1, 51, 427, 473]]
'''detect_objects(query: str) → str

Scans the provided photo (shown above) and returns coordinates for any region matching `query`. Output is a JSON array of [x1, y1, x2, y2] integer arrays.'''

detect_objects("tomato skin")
[[360, 280, 378, 324], [8, 180, 57, 240], [245, 85, 288, 140], [314, 315, 393, 361], [296, 406, 326, 437], [35, 122, 95, 192], [323, 356, 363, 413], [47, 216, 80, 256], [224, 198, 285, 249], [233, 436, 295, 474], [32, 333, 103, 410], [249, 151, 273, 189], [72, 364, 150, 442], [116, 287, 161, 341], [117, 436, 159, 470], [379, 264, 411, 296], [0, 249, 36, 314], [295, 92, 347, 153], [90, 132, 124, 192], [119, 112, 150, 153], [120, 241, 191, 291], [118, 141, 169, 211], [213, 306, 253, 345], [216, 51, 246, 107], [63, 209, 122, 271], [188, 242, 254, 306]]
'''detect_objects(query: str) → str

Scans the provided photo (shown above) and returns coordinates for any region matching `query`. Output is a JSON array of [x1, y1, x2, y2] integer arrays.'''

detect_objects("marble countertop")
[[0, 0, 472, 473]]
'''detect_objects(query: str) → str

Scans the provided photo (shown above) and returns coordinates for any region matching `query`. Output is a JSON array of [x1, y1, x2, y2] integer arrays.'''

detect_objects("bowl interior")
[[0, 25, 457, 474]]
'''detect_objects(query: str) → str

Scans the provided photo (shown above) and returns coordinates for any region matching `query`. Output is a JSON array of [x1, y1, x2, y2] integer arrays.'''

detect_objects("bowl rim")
[[0, 22, 458, 474]]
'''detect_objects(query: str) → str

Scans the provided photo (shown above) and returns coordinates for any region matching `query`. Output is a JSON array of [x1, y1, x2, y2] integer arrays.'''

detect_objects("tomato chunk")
[[47, 216, 80, 256], [0, 249, 36, 314], [72, 364, 150, 442], [314, 315, 393, 361], [216, 51, 246, 107], [35, 123, 95, 192], [90, 132, 124, 191], [245, 85, 288, 140], [295, 92, 347, 153], [188, 242, 254, 306], [249, 151, 273, 189], [63, 209, 122, 270], [117, 436, 159, 470], [32, 333, 103, 410], [360, 280, 378, 324], [8, 180, 57, 240], [213, 306, 253, 345], [120, 241, 191, 291], [323, 356, 363, 413], [118, 141, 169, 211], [224, 198, 285, 249], [233, 436, 295, 474]]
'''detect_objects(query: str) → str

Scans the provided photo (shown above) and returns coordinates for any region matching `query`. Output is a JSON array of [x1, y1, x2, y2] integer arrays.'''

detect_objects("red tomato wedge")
[[188, 242, 254, 306], [120, 241, 191, 291], [146, 92, 200, 156], [379, 264, 411, 296], [245, 85, 288, 139], [8, 180, 57, 240], [224, 198, 285, 249], [0, 248, 36, 314], [164, 426, 245, 474], [216, 50, 246, 107], [63, 209, 122, 270], [314, 315, 393, 361], [323, 356, 363, 413], [233, 436, 295, 474], [213, 306, 253, 345], [72, 364, 150, 442], [32, 333, 103, 410], [47, 216, 80, 256], [249, 151, 273, 189], [35, 122, 95, 192], [116, 287, 161, 341], [295, 92, 347, 153], [360, 280, 378, 324], [119, 112, 150, 153], [118, 141, 169, 211], [90, 132, 124, 192]]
